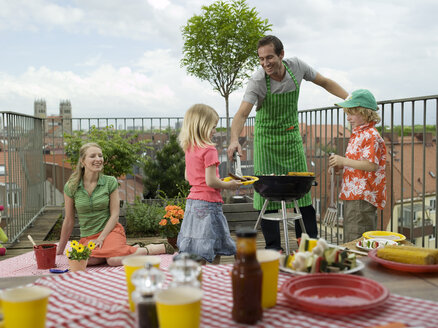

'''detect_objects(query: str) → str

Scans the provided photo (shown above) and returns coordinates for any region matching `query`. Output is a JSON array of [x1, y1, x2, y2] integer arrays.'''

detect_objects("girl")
[[57, 142, 166, 267], [177, 104, 241, 264]]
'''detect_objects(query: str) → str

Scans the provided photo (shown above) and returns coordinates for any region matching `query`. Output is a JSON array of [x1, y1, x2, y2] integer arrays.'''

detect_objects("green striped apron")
[[253, 62, 312, 210]]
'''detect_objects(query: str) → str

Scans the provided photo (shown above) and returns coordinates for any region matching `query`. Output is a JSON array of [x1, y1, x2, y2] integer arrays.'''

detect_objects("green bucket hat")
[[335, 89, 378, 111]]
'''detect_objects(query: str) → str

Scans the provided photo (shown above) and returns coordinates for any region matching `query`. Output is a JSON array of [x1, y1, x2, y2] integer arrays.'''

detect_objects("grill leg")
[[295, 200, 307, 235], [253, 199, 269, 230], [281, 201, 291, 255]]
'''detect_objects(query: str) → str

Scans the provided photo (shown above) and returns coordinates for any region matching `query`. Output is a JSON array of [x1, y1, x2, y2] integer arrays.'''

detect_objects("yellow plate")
[[362, 231, 406, 242], [223, 176, 259, 185]]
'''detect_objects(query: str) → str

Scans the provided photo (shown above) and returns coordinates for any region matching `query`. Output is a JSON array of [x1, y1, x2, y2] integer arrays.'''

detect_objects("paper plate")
[[368, 249, 438, 273], [280, 259, 365, 275], [281, 273, 389, 315], [222, 176, 259, 185], [363, 231, 406, 242], [356, 238, 398, 252]]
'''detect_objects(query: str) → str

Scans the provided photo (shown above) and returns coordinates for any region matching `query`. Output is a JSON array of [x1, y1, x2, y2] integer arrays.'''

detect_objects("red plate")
[[368, 249, 438, 273], [281, 273, 389, 315]]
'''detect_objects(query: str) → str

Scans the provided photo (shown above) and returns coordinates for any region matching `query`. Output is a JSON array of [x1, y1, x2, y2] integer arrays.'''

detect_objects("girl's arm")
[[94, 189, 120, 249], [329, 154, 378, 172], [205, 165, 241, 190], [57, 193, 75, 255]]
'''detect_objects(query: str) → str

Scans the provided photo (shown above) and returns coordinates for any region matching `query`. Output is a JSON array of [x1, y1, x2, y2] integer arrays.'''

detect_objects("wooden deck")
[[0, 206, 300, 265]]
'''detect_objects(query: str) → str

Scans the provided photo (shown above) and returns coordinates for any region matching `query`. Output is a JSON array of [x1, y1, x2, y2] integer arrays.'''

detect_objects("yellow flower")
[[71, 240, 79, 248], [87, 241, 96, 250], [77, 245, 85, 253], [66, 249, 70, 258]]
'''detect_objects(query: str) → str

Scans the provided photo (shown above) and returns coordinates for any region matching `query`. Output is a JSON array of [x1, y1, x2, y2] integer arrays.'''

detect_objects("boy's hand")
[[329, 154, 345, 169]]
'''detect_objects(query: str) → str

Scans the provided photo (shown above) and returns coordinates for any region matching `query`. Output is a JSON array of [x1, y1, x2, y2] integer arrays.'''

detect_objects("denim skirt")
[[177, 199, 236, 263]]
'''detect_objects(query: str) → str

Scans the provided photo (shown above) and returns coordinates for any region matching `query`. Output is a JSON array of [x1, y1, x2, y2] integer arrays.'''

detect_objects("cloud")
[[0, 0, 437, 121]]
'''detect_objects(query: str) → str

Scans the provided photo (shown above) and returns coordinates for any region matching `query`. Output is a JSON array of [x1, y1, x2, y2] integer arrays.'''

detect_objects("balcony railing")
[[1, 94, 437, 248]]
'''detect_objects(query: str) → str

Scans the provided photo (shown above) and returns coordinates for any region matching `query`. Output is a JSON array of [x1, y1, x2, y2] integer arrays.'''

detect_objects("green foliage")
[[382, 125, 436, 136], [143, 134, 190, 199], [181, 0, 271, 140], [125, 200, 164, 237], [64, 125, 151, 178]]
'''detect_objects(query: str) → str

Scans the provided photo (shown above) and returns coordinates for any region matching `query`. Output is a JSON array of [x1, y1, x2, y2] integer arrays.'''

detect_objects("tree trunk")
[[225, 94, 231, 173]]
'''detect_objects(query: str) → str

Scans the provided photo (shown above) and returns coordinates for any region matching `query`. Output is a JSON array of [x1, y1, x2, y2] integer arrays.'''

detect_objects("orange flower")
[[170, 218, 180, 225], [159, 219, 168, 226]]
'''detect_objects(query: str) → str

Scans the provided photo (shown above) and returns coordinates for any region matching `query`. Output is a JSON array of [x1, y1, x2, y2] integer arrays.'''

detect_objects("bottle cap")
[[236, 228, 257, 238]]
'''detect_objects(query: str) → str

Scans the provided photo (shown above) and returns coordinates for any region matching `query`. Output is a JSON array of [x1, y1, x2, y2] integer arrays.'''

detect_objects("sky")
[[0, 0, 437, 119]]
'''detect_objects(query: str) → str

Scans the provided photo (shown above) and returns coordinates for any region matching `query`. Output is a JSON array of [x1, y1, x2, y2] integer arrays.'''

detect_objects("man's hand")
[[227, 141, 242, 161]]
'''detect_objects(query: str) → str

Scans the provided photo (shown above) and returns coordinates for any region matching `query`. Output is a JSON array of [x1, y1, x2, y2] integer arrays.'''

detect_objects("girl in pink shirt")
[[177, 104, 241, 263]]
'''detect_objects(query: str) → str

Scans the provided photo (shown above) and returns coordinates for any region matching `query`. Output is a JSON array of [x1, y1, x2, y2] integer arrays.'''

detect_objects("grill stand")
[[253, 199, 306, 256]]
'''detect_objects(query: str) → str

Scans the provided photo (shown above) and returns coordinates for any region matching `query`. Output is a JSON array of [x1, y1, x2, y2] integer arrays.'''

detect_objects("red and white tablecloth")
[[35, 264, 437, 328]]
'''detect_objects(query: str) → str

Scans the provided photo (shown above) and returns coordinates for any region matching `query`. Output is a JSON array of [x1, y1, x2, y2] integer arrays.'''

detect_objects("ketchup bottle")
[[231, 228, 263, 324]]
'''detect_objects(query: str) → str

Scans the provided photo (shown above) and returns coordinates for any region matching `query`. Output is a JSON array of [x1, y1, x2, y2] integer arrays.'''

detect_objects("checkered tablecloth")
[[35, 264, 437, 328]]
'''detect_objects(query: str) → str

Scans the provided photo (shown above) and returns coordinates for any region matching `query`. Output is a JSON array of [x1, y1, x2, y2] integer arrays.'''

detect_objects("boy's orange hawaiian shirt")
[[339, 122, 387, 209]]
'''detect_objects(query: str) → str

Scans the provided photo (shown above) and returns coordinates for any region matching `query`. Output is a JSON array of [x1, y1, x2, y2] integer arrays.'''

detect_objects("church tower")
[[59, 100, 72, 135]]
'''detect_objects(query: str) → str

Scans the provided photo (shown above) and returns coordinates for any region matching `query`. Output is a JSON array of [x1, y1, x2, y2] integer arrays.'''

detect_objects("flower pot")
[[167, 237, 177, 248], [68, 259, 88, 272]]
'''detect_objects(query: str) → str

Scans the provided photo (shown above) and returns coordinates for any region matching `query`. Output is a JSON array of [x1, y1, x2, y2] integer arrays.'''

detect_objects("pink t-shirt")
[[186, 145, 223, 203]]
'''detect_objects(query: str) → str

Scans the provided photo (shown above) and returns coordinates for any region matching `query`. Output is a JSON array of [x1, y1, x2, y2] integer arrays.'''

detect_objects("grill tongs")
[[229, 152, 248, 181]]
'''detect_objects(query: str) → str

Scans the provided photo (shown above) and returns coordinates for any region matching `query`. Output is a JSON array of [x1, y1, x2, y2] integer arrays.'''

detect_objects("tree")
[[64, 125, 150, 179], [143, 134, 190, 199], [181, 0, 271, 157]]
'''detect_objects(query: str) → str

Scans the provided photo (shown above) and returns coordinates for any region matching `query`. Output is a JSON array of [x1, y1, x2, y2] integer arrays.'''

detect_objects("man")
[[227, 35, 348, 251]]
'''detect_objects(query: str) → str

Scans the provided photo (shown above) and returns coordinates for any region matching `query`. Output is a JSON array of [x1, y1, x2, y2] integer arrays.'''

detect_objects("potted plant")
[[159, 205, 184, 248], [66, 240, 96, 272]]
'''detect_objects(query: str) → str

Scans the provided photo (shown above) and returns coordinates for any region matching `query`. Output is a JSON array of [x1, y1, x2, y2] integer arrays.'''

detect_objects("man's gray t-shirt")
[[243, 57, 317, 110]]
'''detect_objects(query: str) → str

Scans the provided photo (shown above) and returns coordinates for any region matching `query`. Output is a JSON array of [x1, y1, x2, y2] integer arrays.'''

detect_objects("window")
[[430, 199, 436, 213], [7, 191, 21, 207], [0, 165, 5, 176]]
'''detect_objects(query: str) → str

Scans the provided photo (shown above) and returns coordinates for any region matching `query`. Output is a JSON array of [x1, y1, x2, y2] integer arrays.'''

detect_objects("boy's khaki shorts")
[[343, 199, 377, 243]]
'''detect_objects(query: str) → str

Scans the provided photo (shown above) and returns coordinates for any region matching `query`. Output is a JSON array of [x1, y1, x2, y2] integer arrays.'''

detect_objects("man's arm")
[[227, 100, 253, 160], [312, 73, 349, 99]]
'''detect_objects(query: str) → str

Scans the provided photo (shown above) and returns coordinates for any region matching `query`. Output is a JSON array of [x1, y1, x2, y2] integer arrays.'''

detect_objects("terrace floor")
[[0, 206, 301, 265]]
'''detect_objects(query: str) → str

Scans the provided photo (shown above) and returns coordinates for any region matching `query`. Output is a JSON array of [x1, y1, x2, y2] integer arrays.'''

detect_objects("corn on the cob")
[[376, 246, 435, 265], [383, 245, 438, 263]]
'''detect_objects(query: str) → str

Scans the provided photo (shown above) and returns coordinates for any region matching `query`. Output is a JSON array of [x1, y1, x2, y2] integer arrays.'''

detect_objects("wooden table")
[[339, 237, 438, 302]]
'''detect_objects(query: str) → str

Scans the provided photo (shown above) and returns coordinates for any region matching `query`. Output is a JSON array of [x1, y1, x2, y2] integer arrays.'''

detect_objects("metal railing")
[[1, 94, 437, 247], [0, 112, 45, 243]]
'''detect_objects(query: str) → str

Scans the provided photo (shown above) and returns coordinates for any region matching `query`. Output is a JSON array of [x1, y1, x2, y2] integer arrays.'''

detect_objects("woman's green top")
[[64, 175, 118, 237]]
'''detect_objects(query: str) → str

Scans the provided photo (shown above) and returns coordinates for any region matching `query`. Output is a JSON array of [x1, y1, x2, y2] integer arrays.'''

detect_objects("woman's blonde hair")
[[344, 106, 381, 124], [66, 142, 102, 194], [178, 104, 219, 151]]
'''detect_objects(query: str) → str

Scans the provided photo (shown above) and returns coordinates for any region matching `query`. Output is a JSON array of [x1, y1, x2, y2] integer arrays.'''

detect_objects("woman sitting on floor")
[[57, 142, 173, 266]]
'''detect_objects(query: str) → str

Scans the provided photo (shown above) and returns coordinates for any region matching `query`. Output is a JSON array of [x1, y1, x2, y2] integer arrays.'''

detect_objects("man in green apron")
[[228, 35, 348, 251]]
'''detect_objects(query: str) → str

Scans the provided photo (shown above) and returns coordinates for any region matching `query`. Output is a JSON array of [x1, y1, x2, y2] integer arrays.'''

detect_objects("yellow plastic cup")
[[122, 255, 161, 312], [156, 286, 203, 328], [1, 286, 51, 328], [256, 249, 281, 308]]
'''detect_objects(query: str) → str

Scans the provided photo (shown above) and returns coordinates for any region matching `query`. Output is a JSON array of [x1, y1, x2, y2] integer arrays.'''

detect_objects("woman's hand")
[[93, 238, 105, 249]]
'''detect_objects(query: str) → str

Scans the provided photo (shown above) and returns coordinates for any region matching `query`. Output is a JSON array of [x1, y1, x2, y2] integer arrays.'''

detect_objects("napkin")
[[366, 323, 406, 328]]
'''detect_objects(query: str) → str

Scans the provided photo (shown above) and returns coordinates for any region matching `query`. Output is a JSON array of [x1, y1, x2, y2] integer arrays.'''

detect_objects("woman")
[[57, 142, 167, 266]]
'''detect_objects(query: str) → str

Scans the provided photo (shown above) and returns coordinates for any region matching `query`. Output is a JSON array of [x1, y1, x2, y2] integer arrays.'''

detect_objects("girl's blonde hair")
[[178, 104, 219, 151], [344, 106, 381, 124], [66, 142, 102, 194]]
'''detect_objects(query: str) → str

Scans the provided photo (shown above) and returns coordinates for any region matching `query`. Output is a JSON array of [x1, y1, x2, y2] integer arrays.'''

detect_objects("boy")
[[329, 89, 386, 242]]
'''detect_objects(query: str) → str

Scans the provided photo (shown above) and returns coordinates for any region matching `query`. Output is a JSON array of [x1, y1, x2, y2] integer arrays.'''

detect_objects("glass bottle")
[[232, 228, 263, 324], [131, 263, 165, 328]]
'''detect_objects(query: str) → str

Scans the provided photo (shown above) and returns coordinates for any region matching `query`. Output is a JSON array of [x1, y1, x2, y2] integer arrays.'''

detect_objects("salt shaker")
[[131, 263, 165, 328], [169, 253, 202, 288]]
